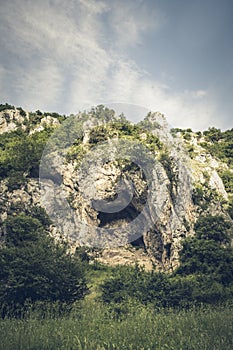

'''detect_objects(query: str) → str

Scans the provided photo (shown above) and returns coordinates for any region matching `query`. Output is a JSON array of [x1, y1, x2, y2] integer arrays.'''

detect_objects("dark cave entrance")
[[130, 235, 145, 249], [97, 201, 140, 227], [97, 201, 145, 249]]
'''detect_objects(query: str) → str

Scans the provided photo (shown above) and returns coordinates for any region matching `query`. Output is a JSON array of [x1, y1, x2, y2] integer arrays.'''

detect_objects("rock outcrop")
[[0, 106, 231, 271]]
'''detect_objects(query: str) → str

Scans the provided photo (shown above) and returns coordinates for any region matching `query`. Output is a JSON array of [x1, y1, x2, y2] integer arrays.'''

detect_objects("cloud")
[[15, 59, 64, 110], [101, 60, 215, 129], [78, 0, 109, 14], [0, 0, 111, 110], [194, 90, 208, 98], [0, 0, 218, 130], [106, 0, 165, 48]]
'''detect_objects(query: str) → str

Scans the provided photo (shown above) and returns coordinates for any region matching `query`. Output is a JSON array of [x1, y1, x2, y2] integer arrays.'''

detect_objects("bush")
[[220, 169, 233, 193], [17, 107, 26, 117], [201, 128, 233, 166], [0, 214, 88, 316], [0, 103, 14, 112], [101, 215, 233, 308], [194, 215, 231, 243], [6, 171, 27, 191], [227, 198, 233, 219], [0, 128, 53, 181], [89, 126, 108, 144], [203, 127, 222, 142], [177, 215, 233, 286]]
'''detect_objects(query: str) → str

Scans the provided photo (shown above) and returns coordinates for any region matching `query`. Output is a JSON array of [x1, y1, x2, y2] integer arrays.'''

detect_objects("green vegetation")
[[227, 198, 233, 219], [66, 144, 88, 164], [201, 127, 233, 166], [28, 111, 44, 125], [212, 168, 233, 218], [138, 112, 161, 130], [176, 216, 233, 291], [16, 107, 26, 117], [170, 128, 193, 141], [88, 121, 162, 152], [171, 127, 233, 165], [90, 104, 116, 122], [101, 215, 233, 308], [26, 110, 66, 127], [0, 213, 88, 317], [0, 103, 15, 112], [192, 182, 225, 211], [0, 128, 54, 184], [1, 211, 231, 319], [0, 301, 232, 350], [219, 169, 233, 193], [66, 119, 162, 166], [0, 104, 233, 348], [44, 111, 67, 123], [159, 150, 178, 199]]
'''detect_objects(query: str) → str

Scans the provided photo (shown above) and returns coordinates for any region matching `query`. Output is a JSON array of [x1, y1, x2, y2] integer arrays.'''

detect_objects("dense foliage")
[[0, 103, 15, 112], [101, 215, 233, 308], [0, 211, 88, 316], [0, 128, 54, 188], [201, 127, 233, 166]]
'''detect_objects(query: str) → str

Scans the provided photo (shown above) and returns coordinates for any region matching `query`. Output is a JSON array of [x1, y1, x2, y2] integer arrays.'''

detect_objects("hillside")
[[0, 103, 232, 271]]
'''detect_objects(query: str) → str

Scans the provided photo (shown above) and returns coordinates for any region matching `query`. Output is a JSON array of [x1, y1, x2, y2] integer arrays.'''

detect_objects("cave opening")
[[130, 235, 145, 249], [97, 201, 140, 228]]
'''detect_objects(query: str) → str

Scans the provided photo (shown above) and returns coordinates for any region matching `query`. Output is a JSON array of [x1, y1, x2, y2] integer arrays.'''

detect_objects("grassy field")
[[0, 301, 232, 350]]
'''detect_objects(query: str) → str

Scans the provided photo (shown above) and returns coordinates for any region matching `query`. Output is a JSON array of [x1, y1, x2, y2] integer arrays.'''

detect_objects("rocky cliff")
[[0, 104, 232, 271]]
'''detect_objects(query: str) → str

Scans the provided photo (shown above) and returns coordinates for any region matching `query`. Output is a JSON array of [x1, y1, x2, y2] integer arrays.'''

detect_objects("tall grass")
[[0, 300, 232, 350]]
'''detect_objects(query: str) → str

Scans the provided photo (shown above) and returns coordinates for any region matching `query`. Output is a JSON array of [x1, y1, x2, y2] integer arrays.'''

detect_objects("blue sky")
[[0, 0, 232, 130]]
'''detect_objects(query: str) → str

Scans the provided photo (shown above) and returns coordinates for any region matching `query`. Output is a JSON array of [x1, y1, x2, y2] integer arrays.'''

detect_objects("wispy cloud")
[[107, 0, 165, 48], [0, 0, 218, 130]]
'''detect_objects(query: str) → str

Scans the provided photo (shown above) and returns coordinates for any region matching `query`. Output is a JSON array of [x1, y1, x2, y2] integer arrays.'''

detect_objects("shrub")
[[6, 171, 27, 191], [101, 215, 233, 308], [194, 215, 231, 244], [0, 103, 14, 112], [0, 214, 88, 316], [219, 169, 233, 193], [17, 107, 26, 117]]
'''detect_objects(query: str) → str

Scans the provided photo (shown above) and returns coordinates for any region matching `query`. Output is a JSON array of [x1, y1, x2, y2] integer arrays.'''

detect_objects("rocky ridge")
[[0, 105, 232, 271]]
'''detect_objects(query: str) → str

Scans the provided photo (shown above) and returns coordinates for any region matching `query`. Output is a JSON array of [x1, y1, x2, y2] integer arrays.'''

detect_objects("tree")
[[0, 214, 88, 314], [0, 128, 53, 181], [194, 215, 231, 244], [203, 127, 222, 142], [176, 216, 233, 286]]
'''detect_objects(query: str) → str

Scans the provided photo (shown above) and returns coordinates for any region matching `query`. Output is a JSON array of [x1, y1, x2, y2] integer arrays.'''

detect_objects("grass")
[[85, 263, 114, 300], [0, 301, 232, 350]]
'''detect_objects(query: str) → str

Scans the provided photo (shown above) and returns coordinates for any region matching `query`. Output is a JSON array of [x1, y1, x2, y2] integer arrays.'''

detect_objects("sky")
[[0, 0, 233, 130]]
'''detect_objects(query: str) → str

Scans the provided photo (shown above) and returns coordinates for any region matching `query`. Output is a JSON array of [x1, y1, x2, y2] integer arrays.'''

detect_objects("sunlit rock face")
[[0, 106, 231, 271]]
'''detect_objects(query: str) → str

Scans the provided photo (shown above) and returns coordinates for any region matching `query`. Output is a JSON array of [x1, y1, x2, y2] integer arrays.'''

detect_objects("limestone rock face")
[[0, 108, 60, 135], [0, 108, 27, 134], [0, 179, 40, 235], [0, 107, 231, 271]]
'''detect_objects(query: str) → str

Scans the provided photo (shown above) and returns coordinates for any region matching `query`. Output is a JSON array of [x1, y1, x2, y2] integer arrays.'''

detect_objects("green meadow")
[[0, 301, 232, 350]]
